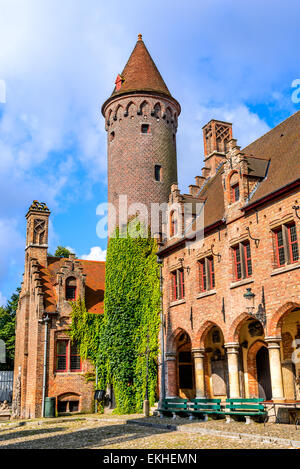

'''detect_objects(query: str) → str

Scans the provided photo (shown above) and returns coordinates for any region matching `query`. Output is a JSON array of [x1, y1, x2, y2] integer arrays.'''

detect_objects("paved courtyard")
[[0, 414, 299, 449]]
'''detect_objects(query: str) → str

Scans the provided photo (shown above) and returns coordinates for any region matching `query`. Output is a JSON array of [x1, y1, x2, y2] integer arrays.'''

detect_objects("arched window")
[[66, 277, 77, 301], [230, 172, 240, 203], [170, 210, 177, 237]]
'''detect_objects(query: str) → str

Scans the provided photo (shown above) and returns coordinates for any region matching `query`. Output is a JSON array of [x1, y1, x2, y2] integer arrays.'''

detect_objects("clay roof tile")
[[110, 34, 172, 99]]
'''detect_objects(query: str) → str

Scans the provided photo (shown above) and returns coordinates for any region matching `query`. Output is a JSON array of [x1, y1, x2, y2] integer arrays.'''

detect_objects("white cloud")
[[0, 218, 24, 285], [0, 291, 7, 307], [0, 0, 299, 301], [81, 246, 106, 262]]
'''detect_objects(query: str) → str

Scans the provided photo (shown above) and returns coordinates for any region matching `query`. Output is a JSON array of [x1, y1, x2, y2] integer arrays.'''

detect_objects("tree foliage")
[[0, 289, 20, 370], [54, 246, 75, 258]]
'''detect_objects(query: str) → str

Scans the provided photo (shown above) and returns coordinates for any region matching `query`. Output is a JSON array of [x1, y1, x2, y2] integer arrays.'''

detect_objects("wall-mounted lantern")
[[178, 258, 190, 275], [243, 287, 255, 314]]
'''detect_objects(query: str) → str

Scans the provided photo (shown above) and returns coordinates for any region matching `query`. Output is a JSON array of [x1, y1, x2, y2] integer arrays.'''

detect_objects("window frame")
[[66, 277, 77, 301], [232, 241, 252, 281], [275, 227, 286, 267], [154, 165, 162, 182], [231, 183, 240, 203], [171, 268, 185, 301], [141, 123, 150, 134], [274, 222, 299, 267], [70, 343, 82, 372], [55, 339, 81, 373], [199, 256, 215, 292], [287, 223, 299, 264], [56, 340, 69, 373]]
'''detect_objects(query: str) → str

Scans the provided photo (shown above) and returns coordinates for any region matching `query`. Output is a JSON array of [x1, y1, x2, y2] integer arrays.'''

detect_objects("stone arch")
[[114, 104, 123, 121], [138, 100, 150, 116], [195, 320, 225, 348], [268, 302, 300, 336], [195, 321, 226, 398], [152, 102, 161, 118], [106, 108, 113, 124], [247, 339, 267, 398], [166, 328, 194, 398], [165, 106, 173, 122], [57, 392, 81, 413], [65, 276, 77, 301], [125, 101, 136, 117], [167, 327, 191, 354], [228, 312, 259, 343]]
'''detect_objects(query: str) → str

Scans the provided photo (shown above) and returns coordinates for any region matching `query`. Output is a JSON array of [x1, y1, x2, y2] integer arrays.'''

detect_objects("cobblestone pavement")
[[144, 415, 300, 441], [0, 415, 295, 449]]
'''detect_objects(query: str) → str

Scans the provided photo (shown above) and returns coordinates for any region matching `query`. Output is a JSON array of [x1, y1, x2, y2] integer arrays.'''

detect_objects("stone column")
[[265, 337, 285, 401], [166, 352, 177, 397], [224, 343, 240, 398], [192, 348, 206, 397]]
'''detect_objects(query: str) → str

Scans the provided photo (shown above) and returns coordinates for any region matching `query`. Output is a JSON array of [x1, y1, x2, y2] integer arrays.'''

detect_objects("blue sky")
[[0, 0, 300, 304]]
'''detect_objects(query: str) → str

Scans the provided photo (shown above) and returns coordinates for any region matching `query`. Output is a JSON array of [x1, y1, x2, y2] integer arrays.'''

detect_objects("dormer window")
[[231, 183, 240, 203], [229, 172, 240, 203], [115, 74, 124, 92], [66, 277, 77, 301]]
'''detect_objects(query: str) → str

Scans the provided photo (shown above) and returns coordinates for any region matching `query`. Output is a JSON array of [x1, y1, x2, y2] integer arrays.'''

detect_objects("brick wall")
[[161, 185, 300, 398], [103, 94, 179, 231]]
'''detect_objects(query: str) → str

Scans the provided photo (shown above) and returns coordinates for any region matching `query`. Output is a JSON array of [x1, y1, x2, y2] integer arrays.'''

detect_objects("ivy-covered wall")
[[70, 227, 160, 414]]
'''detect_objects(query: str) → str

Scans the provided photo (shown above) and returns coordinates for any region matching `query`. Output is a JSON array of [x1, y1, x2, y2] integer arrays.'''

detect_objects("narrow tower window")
[[110, 131, 115, 142], [141, 124, 150, 134], [155, 165, 162, 182]]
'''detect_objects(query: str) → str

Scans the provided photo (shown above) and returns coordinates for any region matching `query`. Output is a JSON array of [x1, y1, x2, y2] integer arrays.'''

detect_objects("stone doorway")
[[176, 331, 195, 399], [256, 346, 272, 400]]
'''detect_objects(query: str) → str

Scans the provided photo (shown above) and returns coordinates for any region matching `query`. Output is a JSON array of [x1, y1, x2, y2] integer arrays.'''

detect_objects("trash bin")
[[44, 397, 56, 418]]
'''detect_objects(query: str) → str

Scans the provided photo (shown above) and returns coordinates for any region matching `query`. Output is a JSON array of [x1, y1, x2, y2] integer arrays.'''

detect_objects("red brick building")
[[159, 114, 300, 415], [13, 201, 105, 419], [13, 34, 300, 420]]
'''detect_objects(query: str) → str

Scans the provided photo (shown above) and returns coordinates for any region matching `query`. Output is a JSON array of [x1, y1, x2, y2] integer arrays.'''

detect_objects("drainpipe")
[[39, 314, 51, 417], [95, 365, 98, 414], [157, 255, 166, 404]]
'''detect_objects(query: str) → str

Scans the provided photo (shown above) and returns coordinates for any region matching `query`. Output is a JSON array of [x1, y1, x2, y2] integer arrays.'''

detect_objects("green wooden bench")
[[157, 398, 189, 418], [224, 398, 267, 424], [188, 398, 222, 420]]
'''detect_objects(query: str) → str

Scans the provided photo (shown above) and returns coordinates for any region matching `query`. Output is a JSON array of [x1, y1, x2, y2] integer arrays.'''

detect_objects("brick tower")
[[102, 34, 181, 234]]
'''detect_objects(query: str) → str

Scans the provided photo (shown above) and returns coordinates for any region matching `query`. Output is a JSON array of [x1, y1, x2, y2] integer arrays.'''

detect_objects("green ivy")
[[68, 297, 103, 366], [100, 227, 160, 413], [69, 225, 160, 415]]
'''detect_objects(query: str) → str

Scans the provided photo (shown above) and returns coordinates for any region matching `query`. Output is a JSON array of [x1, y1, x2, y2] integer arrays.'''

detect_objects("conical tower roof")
[[102, 35, 180, 114]]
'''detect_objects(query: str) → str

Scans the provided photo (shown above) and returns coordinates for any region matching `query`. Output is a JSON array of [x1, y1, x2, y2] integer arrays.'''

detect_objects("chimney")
[[202, 119, 233, 177]]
